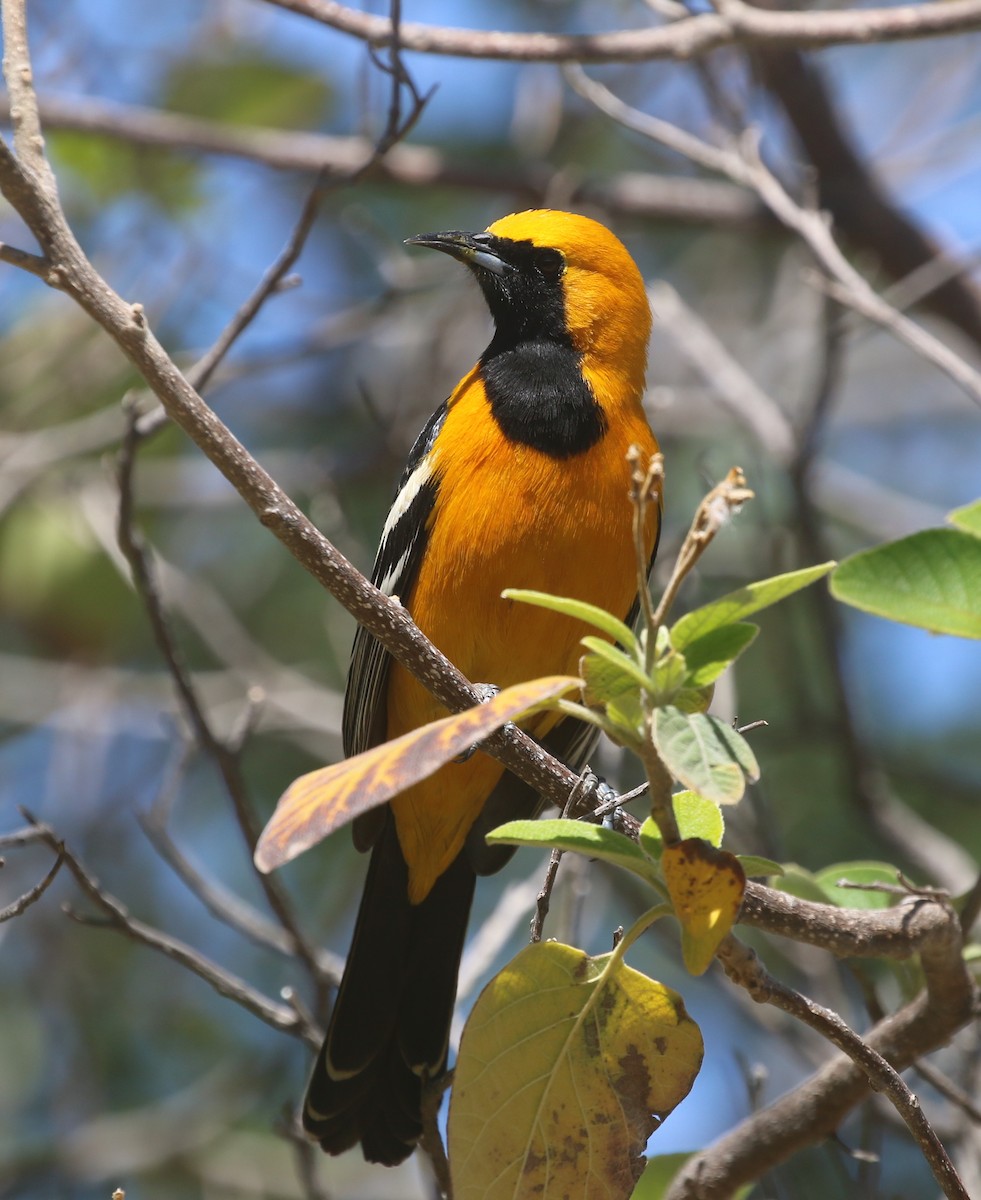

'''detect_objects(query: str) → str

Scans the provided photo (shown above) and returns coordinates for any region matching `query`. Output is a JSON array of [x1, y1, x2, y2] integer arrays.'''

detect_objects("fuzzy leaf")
[[488, 819, 662, 887], [672, 563, 834, 648], [831, 529, 981, 638], [737, 855, 785, 878], [640, 793, 724, 856], [947, 498, 981, 538], [504, 588, 638, 653], [449, 941, 703, 1200], [663, 840, 746, 975], [652, 708, 759, 805], [255, 675, 580, 871], [681, 623, 758, 687]]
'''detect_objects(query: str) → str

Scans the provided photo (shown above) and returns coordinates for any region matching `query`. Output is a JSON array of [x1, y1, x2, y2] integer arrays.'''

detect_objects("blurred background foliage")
[[1, 1, 979, 1197]]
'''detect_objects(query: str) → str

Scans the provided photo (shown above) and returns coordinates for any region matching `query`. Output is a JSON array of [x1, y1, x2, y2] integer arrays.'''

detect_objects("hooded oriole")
[[302, 209, 660, 1165]]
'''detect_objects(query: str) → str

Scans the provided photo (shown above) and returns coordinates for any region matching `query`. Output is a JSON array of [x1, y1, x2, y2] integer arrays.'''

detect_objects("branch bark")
[[749, 34, 981, 347], [0, 93, 769, 231], [261, 0, 981, 62]]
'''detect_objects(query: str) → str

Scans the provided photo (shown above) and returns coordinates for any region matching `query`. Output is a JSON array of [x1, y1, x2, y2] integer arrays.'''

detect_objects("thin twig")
[[566, 65, 981, 409], [2, 0, 55, 186], [0, 852, 63, 922], [531, 770, 597, 942], [0, 824, 50, 850], [0, 93, 767, 231], [0, 239, 49, 275], [716, 934, 971, 1200], [419, 1071, 453, 1197], [115, 405, 332, 1001], [20, 812, 319, 1044], [651, 466, 755, 629], [646, 281, 797, 465], [627, 446, 663, 667], [138, 802, 343, 980], [913, 1059, 981, 1126]]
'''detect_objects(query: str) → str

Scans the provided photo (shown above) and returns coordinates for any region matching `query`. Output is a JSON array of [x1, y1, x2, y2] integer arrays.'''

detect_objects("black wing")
[[343, 403, 447, 848]]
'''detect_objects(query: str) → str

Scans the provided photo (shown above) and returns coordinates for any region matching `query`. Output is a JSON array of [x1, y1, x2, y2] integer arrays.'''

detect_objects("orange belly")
[[388, 369, 659, 902]]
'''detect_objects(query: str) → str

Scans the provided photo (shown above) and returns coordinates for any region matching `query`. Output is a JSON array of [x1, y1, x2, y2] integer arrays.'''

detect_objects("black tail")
[[303, 813, 476, 1165]]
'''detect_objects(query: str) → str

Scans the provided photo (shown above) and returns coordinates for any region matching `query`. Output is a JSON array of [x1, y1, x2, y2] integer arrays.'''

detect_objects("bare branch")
[[914, 1059, 981, 1126], [138, 791, 343, 981], [0, 852, 63, 922], [22, 815, 318, 1044], [0, 823, 51, 851], [1, 0, 55, 185], [663, 887, 976, 1197], [115, 406, 331, 996], [715, 935, 971, 1200], [0, 238, 49, 275], [566, 66, 981, 408], [647, 281, 797, 464], [260, 0, 981, 62], [747, 31, 981, 345], [0, 93, 767, 231]]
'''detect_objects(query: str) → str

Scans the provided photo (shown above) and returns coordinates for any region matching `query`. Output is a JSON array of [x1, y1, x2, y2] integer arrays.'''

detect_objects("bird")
[[302, 208, 660, 1165]]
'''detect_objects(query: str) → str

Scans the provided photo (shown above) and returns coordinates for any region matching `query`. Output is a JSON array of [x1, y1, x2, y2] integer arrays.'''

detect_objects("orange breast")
[[387, 367, 659, 903]]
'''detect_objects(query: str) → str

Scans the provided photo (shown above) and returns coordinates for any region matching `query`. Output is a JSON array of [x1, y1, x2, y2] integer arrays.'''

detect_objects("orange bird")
[[303, 209, 660, 1164]]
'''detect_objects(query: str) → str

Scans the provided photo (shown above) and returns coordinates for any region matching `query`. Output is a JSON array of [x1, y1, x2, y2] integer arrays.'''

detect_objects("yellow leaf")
[[449, 941, 703, 1200], [254, 675, 580, 872], [662, 839, 745, 975]]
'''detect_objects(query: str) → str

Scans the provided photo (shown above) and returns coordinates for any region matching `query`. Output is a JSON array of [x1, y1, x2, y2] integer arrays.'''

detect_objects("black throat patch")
[[474, 237, 607, 459], [480, 339, 606, 458]]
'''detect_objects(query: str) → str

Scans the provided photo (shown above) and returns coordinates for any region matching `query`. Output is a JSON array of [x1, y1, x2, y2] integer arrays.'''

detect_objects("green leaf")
[[737, 855, 785, 878], [948, 499, 981, 538], [640, 795, 724, 853], [831, 529, 981, 638], [49, 131, 200, 213], [652, 708, 760, 805], [450, 942, 703, 1200], [552, 697, 640, 749], [580, 652, 645, 735], [632, 1156, 754, 1200], [488, 819, 662, 887], [673, 791, 725, 846], [813, 861, 900, 909], [606, 688, 646, 739], [672, 563, 835, 648], [163, 53, 332, 128], [504, 588, 638, 652], [581, 636, 651, 692], [672, 686, 715, 714], [651, 648, 688, 703], [682, 622, 758, 687], [638, 816, 665, 863], [773, 865, 838, 904]]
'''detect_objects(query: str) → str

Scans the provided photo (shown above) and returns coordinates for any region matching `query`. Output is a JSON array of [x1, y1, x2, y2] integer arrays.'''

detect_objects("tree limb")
[[261, 0, 981, 62]]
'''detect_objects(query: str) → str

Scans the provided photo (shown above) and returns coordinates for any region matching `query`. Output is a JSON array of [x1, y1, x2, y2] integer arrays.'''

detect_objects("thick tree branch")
[[714, 934, 970, 1200], [261, 0, 981, 62], [0, 3, 587, 833]]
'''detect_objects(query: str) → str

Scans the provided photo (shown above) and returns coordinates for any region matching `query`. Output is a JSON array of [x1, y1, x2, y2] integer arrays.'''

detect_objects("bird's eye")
[[536, 248, 564, 278]]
